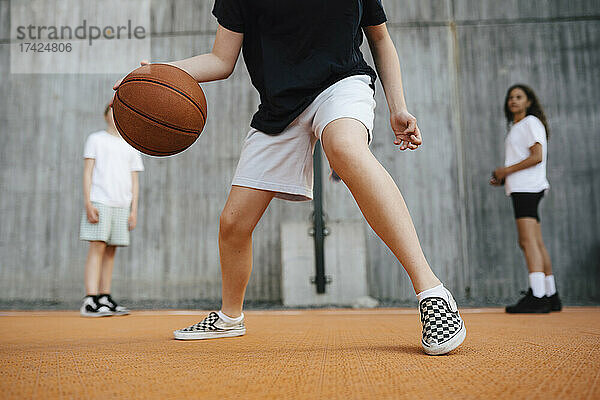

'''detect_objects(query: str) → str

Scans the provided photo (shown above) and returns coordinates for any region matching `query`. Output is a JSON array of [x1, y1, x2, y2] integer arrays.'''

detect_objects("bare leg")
[[515, 218, 544, 273], [219, 186, 275, 318], [533, 222, 552, 275], [321, 118, 440, 294], [84, 241, 107, 295], [98, 245, 117, 294]]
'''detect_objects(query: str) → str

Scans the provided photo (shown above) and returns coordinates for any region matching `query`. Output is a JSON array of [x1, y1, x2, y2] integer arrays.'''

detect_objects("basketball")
[[112, 63, 207, 157]]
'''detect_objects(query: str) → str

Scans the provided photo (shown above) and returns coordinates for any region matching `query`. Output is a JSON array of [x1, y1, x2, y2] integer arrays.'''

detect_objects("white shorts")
[[232, 75, 376, 201]]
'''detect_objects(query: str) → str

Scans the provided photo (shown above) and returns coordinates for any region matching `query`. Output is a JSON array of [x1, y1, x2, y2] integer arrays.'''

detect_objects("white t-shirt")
[[84, 130, 145, 208], [504, 115, 549, 195]]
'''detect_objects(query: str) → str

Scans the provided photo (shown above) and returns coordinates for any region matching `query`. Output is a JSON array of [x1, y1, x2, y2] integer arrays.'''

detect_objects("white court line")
[[0, 307, 593, 317], [460, 308, 505, 314], [135, 310, 306, 316], [108, 308, 506, 316]]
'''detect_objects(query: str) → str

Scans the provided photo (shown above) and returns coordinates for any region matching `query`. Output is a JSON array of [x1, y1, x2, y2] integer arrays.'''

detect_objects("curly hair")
[[504, 84, 549, 139]]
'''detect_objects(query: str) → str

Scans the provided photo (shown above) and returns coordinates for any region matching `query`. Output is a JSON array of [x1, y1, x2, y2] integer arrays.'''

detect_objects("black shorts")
[[510, 191, 545, 221]]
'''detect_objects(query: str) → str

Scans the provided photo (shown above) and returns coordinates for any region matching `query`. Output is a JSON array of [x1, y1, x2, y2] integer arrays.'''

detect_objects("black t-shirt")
[[212, 0, 387, 134]]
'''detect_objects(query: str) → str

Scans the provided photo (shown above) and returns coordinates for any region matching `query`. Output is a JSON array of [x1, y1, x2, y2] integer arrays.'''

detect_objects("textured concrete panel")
[[0, 0, 8, 40], [453, 0, 600, 21], [456, 20, 600, 302], [1, 0, 599, 307], [281, 222, 368, 306], [150, 0, 217, 34], [383, 0, 452, 24]]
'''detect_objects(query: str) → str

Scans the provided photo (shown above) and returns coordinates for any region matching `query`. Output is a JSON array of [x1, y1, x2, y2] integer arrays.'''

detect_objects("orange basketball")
[[112, 63, 207, 157]]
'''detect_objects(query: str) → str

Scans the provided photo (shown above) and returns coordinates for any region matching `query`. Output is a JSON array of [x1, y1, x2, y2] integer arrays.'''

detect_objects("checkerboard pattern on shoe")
[[419, 294, 466, 355], [182, 312, 221, 332], [173, 312, 246, 340]]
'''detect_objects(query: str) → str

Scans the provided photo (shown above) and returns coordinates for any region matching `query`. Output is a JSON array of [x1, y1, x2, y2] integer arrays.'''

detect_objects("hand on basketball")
[[110, 60, 150, 106], [128, 212, 137, 231], [391, 110, 422, 151], [85, 203, 99, 224]]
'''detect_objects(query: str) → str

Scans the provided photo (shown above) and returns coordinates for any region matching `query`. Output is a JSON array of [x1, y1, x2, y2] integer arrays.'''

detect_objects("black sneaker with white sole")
[[419, 289, 466, 355], [174, 312, 246, 340], [505, 289, 551, 314], [548, 292, 562, 312], [97, 294, 131, 316], [80, 296, 112, 317]]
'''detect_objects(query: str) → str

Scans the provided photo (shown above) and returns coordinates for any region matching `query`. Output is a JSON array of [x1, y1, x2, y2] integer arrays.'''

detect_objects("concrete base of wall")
[[281, 221, 369, 307]]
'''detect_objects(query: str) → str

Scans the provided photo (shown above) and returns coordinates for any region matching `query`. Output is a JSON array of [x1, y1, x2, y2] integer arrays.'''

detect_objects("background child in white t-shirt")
[[491, 84, 561, 314], [79, 105, 144, 317]]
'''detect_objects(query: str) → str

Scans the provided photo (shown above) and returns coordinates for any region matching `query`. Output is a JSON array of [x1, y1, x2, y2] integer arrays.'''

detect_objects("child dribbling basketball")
[[79, 105, 144, 317], [114, 0, 466, 354]]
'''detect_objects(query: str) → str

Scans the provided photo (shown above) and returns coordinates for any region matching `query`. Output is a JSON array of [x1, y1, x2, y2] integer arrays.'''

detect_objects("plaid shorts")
[[79, 202, 131, 246]]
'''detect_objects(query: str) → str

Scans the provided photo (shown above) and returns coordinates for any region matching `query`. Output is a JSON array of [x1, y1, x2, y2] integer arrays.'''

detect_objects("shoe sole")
[[173, 329, 246, 340], [505, 308, 551, 314], [80, 312, 113, 317], [111, 311, 131, 316], [422, 324, 466, 356]]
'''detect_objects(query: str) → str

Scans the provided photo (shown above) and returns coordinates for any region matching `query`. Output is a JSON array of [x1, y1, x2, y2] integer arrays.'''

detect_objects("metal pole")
[[312, 140, 326, 294]]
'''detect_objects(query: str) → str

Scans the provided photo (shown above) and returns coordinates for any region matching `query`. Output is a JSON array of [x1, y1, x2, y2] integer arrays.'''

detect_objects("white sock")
[[545, 275, 557, 296], [217, 310, 244, 324], [529, 272, 546, 298], [416, 284, 446, 303]]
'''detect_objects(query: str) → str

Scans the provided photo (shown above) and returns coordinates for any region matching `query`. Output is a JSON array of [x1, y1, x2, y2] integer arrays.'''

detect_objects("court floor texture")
[[1, 307, 599, 399]]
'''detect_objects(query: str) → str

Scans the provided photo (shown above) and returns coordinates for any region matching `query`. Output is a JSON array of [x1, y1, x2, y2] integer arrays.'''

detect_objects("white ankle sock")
[[529, 272, 546, 298], [218, 310, 244, 324], [416, 284, 446, 303], [545, 275, 557, 296]]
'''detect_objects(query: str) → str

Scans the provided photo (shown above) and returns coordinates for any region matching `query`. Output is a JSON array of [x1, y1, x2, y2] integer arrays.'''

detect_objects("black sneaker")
[[506, 289, 551, 313], [97, 294, 130, 316], [548, 292, 562, 312], [80, 296, 112, 317]]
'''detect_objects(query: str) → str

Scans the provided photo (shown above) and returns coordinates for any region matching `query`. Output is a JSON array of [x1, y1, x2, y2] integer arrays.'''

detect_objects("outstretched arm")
[[113, 25, 243, 92], [170, 25, 243, 82], [364, 23, 421, 151]]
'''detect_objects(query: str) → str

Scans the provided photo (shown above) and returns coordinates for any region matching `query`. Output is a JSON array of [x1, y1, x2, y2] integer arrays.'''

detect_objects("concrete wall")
[[1, 0, 599, 307]]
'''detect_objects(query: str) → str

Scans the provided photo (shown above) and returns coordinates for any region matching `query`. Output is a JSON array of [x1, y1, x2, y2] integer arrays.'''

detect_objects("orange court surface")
[[1, 307, 599, 400]]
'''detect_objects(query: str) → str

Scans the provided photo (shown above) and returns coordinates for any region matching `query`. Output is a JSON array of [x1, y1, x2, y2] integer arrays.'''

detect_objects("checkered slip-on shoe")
[[419, 289, 466, 355], [173, 312, 246, 340], [80, 296, 112, 317], [97, 294, 131, 316]]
